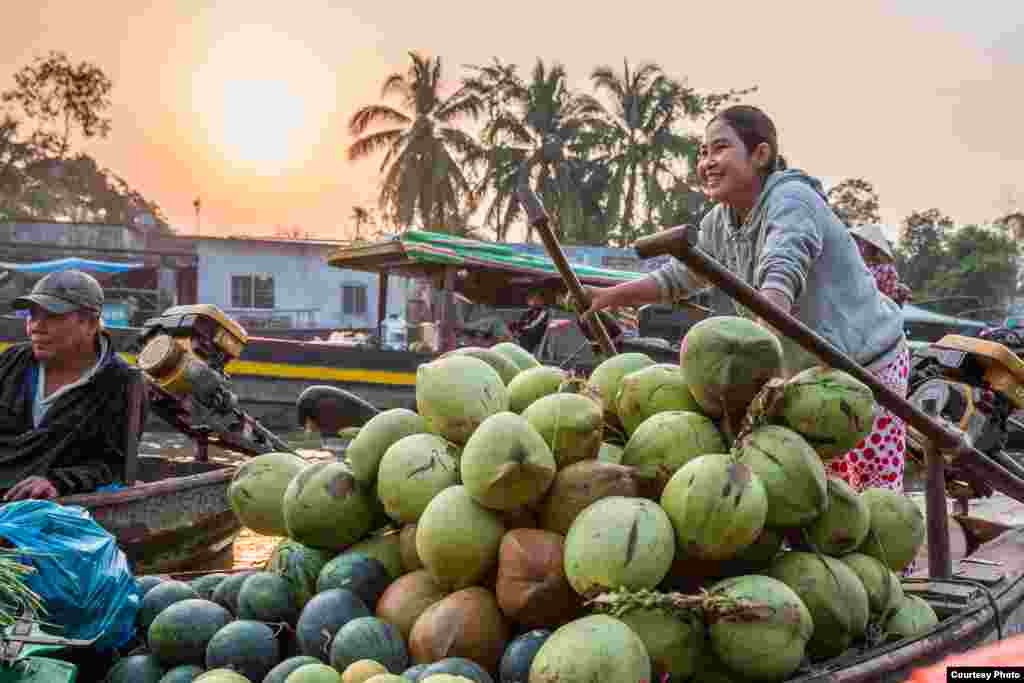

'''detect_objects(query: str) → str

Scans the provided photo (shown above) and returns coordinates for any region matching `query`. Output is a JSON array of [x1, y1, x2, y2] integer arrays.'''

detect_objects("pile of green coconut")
[[117, 316, 940, 683]]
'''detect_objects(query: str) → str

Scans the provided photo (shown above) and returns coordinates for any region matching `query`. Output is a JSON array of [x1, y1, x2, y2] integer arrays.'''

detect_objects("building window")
[[231, 274, 275, 309], [342, 284, 368, 316]]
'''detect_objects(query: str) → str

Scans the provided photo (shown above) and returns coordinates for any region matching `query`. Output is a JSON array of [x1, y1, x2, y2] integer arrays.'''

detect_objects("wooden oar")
[[514, 183, 618, 358]]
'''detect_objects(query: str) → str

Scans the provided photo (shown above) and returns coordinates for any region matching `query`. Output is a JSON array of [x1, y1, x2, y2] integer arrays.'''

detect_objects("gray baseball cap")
[[12, 270, 104, 314]]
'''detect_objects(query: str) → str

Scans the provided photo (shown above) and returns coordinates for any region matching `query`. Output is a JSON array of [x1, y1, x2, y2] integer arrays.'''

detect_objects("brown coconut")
[[409, 586, 510, 672], [497, 506, 539, 531], [400, 523, 423, 573], [538, 461, 640, 535], [495, 528, 582, 629], [375, 569, 448, 641]]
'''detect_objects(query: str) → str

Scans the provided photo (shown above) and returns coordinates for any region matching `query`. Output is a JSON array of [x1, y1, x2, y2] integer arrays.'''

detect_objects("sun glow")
[[191, 25, 337, 175]]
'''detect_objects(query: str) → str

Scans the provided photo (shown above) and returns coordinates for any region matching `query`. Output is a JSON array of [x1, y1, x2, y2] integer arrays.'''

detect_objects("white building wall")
[[195, 238, 408, 329]]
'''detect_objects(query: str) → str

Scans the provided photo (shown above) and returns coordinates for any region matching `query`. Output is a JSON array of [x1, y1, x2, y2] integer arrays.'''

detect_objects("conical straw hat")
[[849, 223, 895, 261]]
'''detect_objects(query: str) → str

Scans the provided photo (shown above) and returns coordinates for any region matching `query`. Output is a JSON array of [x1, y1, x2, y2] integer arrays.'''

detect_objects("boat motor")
[[134, 304, 295, 458]]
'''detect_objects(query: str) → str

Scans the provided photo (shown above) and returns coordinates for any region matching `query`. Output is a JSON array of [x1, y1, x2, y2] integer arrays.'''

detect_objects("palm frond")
[[348, 105, 411, 137]]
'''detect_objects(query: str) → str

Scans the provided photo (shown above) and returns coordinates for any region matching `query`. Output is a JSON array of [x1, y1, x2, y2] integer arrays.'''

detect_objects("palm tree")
[[347, 52, 482, 233], [349, 205, 371, 240], [590, 59, 702, 246], [461, 59, 607, 244]]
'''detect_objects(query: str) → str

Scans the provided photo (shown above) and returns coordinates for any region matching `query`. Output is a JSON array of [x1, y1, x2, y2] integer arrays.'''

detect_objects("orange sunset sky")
[[5, 1, 1024, 242]]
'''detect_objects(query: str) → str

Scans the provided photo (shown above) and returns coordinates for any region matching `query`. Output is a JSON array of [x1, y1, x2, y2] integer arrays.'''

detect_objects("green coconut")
[[491, 341, 541, 372], [507, 366, 568, 414], [841, 553, 904, 618], [707, 574, 813, 681], [528, 614, 650, 683], [617, 608, 703, 681], [621, 410, 726, 499], [228, 451, 307, 536], [806, 478, 871, 556], [283, 462, 378, 551], [680, 316, 784, 418], [858, 487, 926, 572], [445, 346, 522, 386], [616, 363, 702, 436], [596, 442, 624, 464], [415, 485, 506, 590], [521, 393, 604, 468], [768, 551, 871, 659], [563, 496, 675, 595], [735, 425, 828, 528], [376, 433, 460, 524], [778, 366, 876, 460], [660, 454, 768, 561], [416, 355, 509, 444], [885, 594, 939, 641], [460, 411, 557, 510], [587, 353, 656, 416], [346, 409, 429, 485], [716, 526, 786, 577]]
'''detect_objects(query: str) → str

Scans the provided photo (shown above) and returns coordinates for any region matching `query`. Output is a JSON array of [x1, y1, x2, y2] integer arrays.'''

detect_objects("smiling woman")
[[190, 25, 337, 174]]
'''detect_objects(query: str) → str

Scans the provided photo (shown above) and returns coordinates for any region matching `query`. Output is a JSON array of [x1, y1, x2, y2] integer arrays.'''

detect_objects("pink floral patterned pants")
[[827, 345, 911, 493]]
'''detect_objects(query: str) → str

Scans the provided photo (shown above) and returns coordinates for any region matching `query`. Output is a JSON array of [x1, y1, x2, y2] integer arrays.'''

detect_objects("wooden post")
[[926, 441, 953, 578], [377, 272, 389, 343], [440, 267, 457, 352]]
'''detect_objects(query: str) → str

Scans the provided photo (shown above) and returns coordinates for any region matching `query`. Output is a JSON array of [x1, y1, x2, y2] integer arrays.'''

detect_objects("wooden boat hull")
[[58, 456, 240, 575]]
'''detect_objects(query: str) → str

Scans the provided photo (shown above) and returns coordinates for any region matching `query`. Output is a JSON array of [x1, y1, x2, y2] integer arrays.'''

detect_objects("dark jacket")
[[0, 337, 146, 496]]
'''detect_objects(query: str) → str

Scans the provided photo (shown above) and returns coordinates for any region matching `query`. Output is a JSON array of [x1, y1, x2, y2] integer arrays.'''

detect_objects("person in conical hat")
[[849, 223, 912, 306]]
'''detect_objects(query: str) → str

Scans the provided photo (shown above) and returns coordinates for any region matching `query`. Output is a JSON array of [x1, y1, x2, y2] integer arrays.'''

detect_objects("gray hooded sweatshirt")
[[649, 169, 905, 373]]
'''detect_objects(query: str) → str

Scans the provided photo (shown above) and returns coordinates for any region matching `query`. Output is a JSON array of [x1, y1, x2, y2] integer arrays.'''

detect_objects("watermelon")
[[140, 581, 200, 631], [499, 630, 550, 683], [106, 654, 165, 683], [267, 540, 336, 610], [237, 572, 299, 624], [263, 656, 322, 683], [148, 598, 232, 667], [205, 620, 281, 682], [329, 616, 408, 673], [296, 588, 372, 658], [211, 571, 255, 615], [317, 552, 392, 611]]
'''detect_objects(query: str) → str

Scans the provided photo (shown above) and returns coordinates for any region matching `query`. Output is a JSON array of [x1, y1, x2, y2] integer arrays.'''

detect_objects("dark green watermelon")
[[266, 539, 335, 610], [499, 629, 551, 683], [316, 552, 391, 611], [205, 620, 281, 682], [137, 575, 166, 596], [262, 655, 322, 683], [237, 572, 299, 624], [158, 664, 205, 683], [420, 657, 495, 683], [190, 573, 228, 600], [139, 581, 200, 631], [106, 654, 165, 683], [211, 571, 255, 615], [328, 616, 408, 673], [295, 588, 370, 658], [148, 598, 232, 667]]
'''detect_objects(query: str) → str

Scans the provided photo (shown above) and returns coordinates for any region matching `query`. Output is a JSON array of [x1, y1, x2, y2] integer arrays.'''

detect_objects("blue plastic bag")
[[0, 500, 142, 652]]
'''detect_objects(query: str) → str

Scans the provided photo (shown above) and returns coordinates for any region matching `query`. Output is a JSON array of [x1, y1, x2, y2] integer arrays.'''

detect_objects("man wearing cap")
[[0, 270, 146, 500]]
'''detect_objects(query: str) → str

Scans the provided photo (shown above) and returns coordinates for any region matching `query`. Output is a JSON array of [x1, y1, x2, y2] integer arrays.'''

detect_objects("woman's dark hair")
[[710, 105, 784, 175]]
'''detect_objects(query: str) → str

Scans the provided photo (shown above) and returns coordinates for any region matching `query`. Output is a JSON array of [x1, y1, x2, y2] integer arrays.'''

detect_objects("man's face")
[[527, 294, 545, 307], [24, 305, 98, 361]]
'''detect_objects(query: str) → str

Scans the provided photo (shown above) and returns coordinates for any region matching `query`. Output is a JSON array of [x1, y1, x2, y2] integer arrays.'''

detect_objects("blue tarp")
[[0, 257, 146, 275]]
